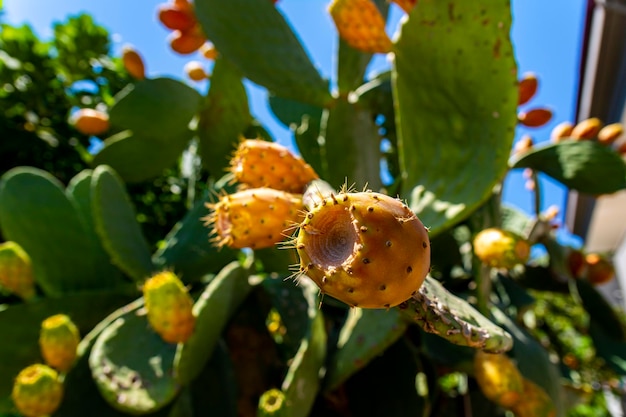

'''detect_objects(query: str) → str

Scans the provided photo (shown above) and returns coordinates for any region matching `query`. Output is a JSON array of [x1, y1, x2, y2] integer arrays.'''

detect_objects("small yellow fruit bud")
[[329, 0, 392, 54], [550, 121, 574, 142], [571, 117, 602, 140], [184, 60, 209, 82], [473, 228, 530, 269], [12, 364, 63, 417], [597, 123, 624, 145], [39, 314, 80, 372]]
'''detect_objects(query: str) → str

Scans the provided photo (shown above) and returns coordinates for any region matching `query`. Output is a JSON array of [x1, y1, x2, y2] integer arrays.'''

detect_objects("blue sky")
[[3, 0, 586, 242]]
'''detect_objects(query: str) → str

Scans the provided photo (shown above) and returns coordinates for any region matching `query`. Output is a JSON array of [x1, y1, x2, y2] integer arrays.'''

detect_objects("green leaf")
[[575, 278, 626, 341], [197, 57, 251, 174], [195, 0, 331, 107], [152, 194, 238, 283], [325, 308, 408, 391], [393, 0, 518, 237], [91, 165, 154, 282], [93, 130, 193, 183], [174, 262, 255, 385], [0, 291, 135, 412], [89, 303, 179, 415], [589, 320, 626, 376], [109, 77, 202, 141], [510, 140, 626, 194], [0, 167, 113, 294]]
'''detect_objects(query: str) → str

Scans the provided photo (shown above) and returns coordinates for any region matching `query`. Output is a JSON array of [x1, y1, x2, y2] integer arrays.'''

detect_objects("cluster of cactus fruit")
[[3, 0, 626, 416]]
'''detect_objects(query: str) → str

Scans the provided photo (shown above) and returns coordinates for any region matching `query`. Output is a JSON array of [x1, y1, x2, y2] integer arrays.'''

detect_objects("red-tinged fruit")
[[571, 117, 602, 140], [168, 27, 206, 55], [295, 191, 430, 308], [550, 121, 574, 142], [143, 271, 195, 344], [157, 4, 196, 32], [39, 314, 80, 372], [199, 42, 218, 60], [585, 253, 614, 285], [597, 123, 624, 145], [0, 241, 35, 300], [473, 228, 530, 269], [474, 351, 524, 409], [230, 139, 319, 193], [518, 72, 538, 106], [205, 188, 305, 250], [12, 364, 63, 417], [567, 249, 585, 278], [329, 0, 392, 54], [70, 108, 110, 136], [511, 378, 556, 417], [122, 44, 146, 80], [518, 108, 552, 128], [184, 60, 208, 81], [391, 0, 417, 13]]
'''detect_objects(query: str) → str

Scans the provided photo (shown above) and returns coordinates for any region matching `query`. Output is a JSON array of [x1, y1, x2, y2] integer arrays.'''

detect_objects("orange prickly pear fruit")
[[518, 72, 538, 106], [585, 253, 614, 285], [329, 0, 392, 54], [391, 0, 417, 13], [70, 108, 110, 136], [168, 26, 206, 55], [550, 121, 574, 142], [512, 378, 556, 417], [512, 135, 533, 156], [295, 190, 430, 308], [12, 364, 63, 417], [205, 188, 305, 250], [474, 351, 524, 409], [143, 271, 195, 344], [517, 108, 552, 127], [122, 44, 146, 80], [184, 60, 209, 82], [567, 248, 585, 279], [571, 117, 602, 140], [199, 42, 218, 60], [157, 4, 196, 32], [39, 314, 80, 372], [0, 241, 35, 300], [230, 139, 319, 193], [473, 228, 530, 269], [597, 123, 624, 145]]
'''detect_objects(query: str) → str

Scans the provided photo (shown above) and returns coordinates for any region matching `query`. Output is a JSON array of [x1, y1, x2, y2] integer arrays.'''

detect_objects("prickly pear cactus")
[[295, 189, 430, 308], [39, 314, 81, 372], [0, 241, 35, 300], [11, 364, 63, 417]]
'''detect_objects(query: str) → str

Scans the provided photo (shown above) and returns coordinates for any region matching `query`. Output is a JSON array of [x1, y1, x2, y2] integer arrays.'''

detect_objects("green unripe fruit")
[[12, 364, 63, 417], [0, 241, 35, 300], [258, 388, 287, 417], [39, 314, 80, 372], [473, 228, 530, 269]]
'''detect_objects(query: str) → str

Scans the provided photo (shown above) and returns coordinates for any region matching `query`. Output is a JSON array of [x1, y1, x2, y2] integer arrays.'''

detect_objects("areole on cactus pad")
[[294, 188, 430, 308]]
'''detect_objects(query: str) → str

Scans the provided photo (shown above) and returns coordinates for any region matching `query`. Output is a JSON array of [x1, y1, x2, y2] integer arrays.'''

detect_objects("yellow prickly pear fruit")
[[473, 228, 530, 269], [474, 351, 524, 408], [143, 271, 195, 344], [122, 44, 146, 80], [512, 378, 556, 417], [39, 314, 80, 372], [391, 0, 417, 13], [230, 139, 319, 193], [518, 72, 538, 106], [571, 117, 602, 140], [597, 123, 624, 145], [0, 241, 35, 300], [550, 121, 574, 142], [12, 364, 63, 417], [329, 0, 392, 54], [205, 188, 305, 250], [295, 191, 430, 308], [258, 388, 286, 416], [512, 135, 533, 156]]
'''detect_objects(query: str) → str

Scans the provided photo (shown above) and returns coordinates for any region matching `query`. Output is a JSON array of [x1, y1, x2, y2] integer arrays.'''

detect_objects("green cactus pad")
[[399, 277, 513, 353], [93, 129, 194, 184], [174, 261, 256, 385], [152, 194, 238, 283], [91, 165, 154, 282], [575, 278, 626, 342], [510, 139, 626, 195], [0, 291, 135, 413], [66, 170, 124, 286], [324, 308, 408, 391], [0, 167, 115, 294], [589, 320, 626, 376], [89, 302, 179, 415], [393, 0, 518, 237], [197, 57, 251, 174], [109, 77, 202, 141], [194, 0, 332, 107]]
